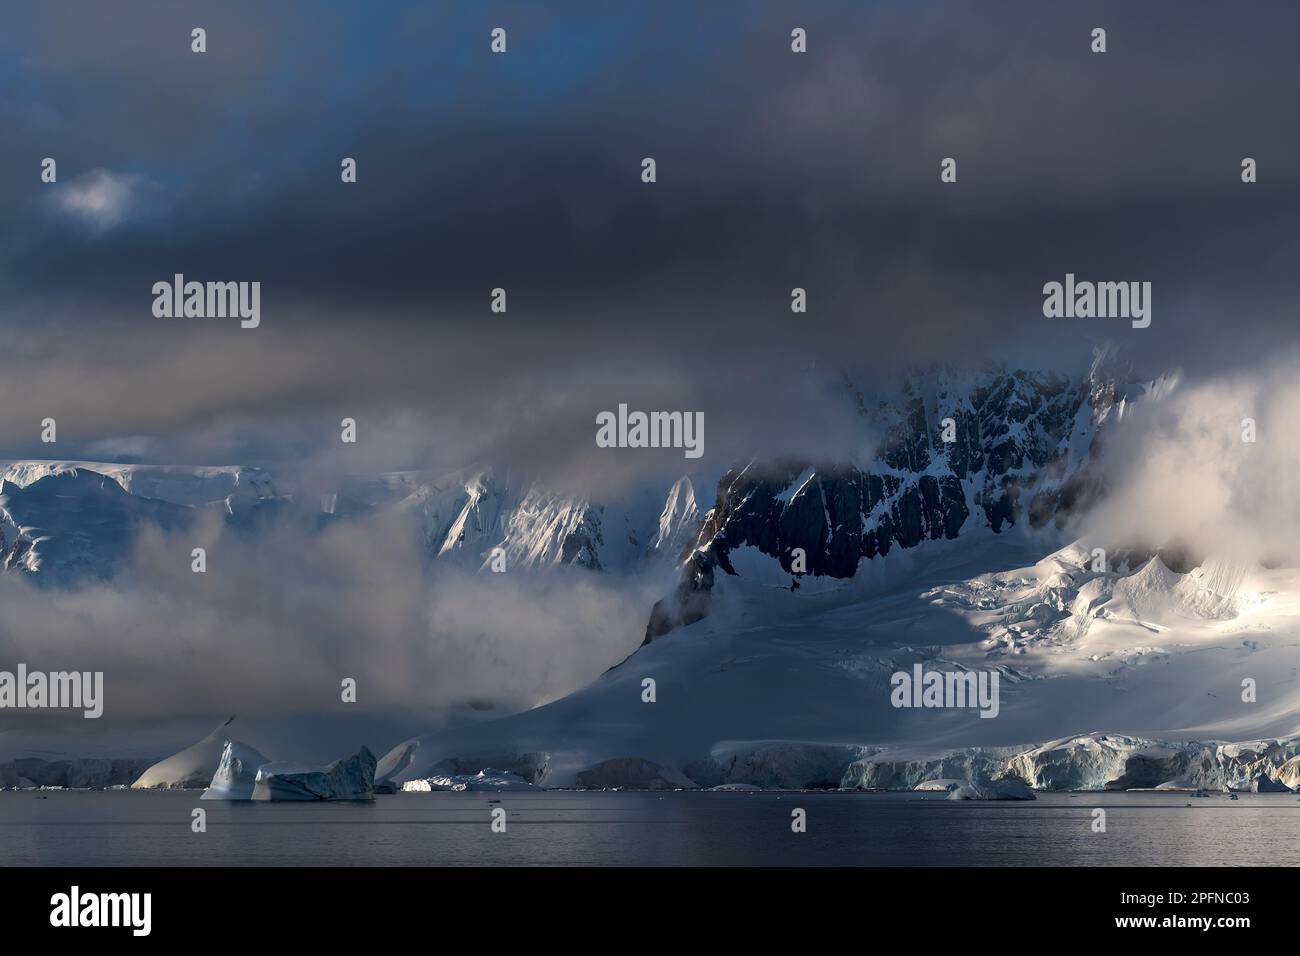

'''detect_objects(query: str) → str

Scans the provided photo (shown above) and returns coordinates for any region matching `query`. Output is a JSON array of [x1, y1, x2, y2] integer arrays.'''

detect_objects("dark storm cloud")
[[1, 0, 1298, 475]]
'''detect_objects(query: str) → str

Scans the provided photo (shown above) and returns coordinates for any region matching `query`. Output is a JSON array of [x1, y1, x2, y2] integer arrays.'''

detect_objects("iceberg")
[[251, 746, 376, 801], [201, 740, 272, 800]]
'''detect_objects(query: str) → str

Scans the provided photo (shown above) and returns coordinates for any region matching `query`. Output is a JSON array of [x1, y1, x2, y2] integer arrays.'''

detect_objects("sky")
[[2, 0, 1299, 485]]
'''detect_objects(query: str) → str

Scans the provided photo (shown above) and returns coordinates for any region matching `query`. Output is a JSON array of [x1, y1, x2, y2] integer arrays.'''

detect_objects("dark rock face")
[[643, 366, 1127, 643], [558, 511, 603, 570], [644, 550, 715, 644], [695, 369, 1110, 580]]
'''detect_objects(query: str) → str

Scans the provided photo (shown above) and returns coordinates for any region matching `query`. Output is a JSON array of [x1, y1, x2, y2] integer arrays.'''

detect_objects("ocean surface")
[[2, 789, 1298, 866]]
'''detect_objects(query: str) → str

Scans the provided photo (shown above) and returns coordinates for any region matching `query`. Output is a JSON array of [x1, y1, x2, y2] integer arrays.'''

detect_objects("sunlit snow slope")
[[380, 531, 1300, 790]]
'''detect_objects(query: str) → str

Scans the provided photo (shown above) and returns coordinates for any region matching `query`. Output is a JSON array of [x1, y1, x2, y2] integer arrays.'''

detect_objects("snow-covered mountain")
[[646, 362, 1166, 640], [377, 531, 1300, 791], [369, 361, 1299, 792], [0, 470, 194, 584], [0, 460, 275, 506], [706, 367, 1113, 573], [0, 459, 705, 583], [398, 468, 707, 574]]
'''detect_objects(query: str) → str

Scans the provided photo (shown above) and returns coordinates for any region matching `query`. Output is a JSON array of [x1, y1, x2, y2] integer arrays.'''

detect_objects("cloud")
[[1079, 349, 1300, 565], [50, 169, 146, 230], [82, 434, 160, 461], [0, 505, 658, 724], [0, 0, 1297, 500]]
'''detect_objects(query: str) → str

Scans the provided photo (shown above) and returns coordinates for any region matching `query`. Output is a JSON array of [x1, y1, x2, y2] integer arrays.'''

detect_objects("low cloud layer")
[[0, 507, 657, 726]]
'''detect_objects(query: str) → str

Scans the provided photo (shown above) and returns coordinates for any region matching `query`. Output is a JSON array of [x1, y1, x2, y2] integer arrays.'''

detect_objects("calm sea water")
[[2, 790, 1298, 866]]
